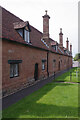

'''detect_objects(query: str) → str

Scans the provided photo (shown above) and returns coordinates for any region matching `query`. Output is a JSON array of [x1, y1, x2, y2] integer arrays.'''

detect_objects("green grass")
[[55, 67, 80, 83], [2, 82, 78, 118]]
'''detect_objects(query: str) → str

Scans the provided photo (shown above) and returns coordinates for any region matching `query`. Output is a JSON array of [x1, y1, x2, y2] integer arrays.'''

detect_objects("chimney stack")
[[66, 37, 69, 50], [59, 28, 63, 47], [70, 43, 72, 53], [42, 10, 50, 40]]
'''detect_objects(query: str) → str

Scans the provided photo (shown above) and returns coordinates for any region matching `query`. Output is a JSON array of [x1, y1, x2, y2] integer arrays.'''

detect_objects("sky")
[[0, 0, 79, 57]]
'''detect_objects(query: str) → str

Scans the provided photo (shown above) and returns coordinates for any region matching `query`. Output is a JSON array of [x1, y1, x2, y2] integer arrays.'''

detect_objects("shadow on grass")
[[2, 83, 78, 118], [18, 103, 78, 118]]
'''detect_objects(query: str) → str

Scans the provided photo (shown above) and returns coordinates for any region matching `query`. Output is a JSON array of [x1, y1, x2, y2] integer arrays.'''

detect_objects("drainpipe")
[[47, 51, 49, 77]]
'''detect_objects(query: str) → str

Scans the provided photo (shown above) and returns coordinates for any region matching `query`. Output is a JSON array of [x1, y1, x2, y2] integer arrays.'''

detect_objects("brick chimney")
[[59, 28, 63, 47], [70, 43, 72, 53], [66, 37, 69, 50], [42, 10, 50, 41]]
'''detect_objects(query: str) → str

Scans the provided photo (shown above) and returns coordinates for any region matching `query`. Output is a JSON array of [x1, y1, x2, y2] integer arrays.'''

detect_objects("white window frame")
[[24, 29, 30, 43]]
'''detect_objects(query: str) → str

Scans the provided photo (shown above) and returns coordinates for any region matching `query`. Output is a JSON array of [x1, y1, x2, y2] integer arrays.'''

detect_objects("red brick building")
[[0, 7, 72, 97]]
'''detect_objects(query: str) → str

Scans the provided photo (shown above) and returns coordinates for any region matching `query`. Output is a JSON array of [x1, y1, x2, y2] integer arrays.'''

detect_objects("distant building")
[[1, 7, 72, 97], [73, 61, 78, 67]]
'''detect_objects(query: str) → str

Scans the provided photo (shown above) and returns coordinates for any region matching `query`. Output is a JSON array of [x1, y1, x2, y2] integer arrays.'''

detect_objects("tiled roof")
[[64, 47, 67, 51], [1, 7, 49, 50], [13, 21, 29, 29], [51, 40, 58, 46], [29, 25, 49, 50], [2, 7, 25, 44], [1, 6, 71, 56], [51, 41, 57, 46]]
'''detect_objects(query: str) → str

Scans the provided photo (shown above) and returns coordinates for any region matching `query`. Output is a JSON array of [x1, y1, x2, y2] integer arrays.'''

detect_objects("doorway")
[[58, 61, 60, 71], [34, 63, 38, 81]]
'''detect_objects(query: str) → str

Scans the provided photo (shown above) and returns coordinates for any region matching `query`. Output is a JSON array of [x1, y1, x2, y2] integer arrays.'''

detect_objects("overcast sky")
[[0, 0, 79, 57]]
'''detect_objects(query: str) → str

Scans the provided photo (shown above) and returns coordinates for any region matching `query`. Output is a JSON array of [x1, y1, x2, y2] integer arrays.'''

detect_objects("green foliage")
[[74, 53, 80, 61]]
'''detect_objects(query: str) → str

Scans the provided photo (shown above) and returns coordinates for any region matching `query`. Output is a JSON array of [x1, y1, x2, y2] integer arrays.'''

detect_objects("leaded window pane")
[[10, 64, 14, 78], [14, 64, 18, 77], [42, 62, 45, 70], [10, 63, 19, 78]]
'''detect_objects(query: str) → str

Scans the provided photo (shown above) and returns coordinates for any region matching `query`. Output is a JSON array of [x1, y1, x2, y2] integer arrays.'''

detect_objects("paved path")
[[55, 81, 79, 84], [2, 68, 71, 110]]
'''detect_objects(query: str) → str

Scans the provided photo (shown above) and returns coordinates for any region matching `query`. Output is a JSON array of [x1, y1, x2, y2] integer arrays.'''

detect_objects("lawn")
[[2, 82, 78, 118], [55, 67, 80, 83]]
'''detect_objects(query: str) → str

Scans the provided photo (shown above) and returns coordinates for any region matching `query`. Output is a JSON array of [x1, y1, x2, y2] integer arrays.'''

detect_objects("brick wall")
[[2, 40, 48, 96], [48, 52, 72, 76], [2, 40, 72, 96]]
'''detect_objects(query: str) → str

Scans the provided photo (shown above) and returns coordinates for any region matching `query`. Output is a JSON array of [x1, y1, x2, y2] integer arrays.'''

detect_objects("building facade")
[[1, 7, 72, 97]]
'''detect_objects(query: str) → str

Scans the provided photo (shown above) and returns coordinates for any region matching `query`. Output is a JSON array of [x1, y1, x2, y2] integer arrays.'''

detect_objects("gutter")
[[1, 38, 72, 57]]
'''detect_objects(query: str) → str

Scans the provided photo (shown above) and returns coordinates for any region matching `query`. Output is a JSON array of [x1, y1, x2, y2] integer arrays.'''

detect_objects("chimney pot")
[[59, 28, 63, 47], [45, 10, 48, 15], [67, 37, 69, 41], [66, 37, 69, 50], [70, 43, 72, 53], [60, 28, 62, 33]]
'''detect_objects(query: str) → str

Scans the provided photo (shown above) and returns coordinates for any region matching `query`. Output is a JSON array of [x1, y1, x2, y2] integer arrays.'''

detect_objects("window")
[[17, 29, 23, 38], [42, 60, 46, 70], [52, 46, 56, 50], [64, 60, 66, 67], [54, 46, 56, 51], [42, 62, 45, 70], [17, 29, 30, 43], [24, 29, 30, 43], [8, 60, 22, 78], [10, 64, 19, 78], [53, 59, 56, 67]]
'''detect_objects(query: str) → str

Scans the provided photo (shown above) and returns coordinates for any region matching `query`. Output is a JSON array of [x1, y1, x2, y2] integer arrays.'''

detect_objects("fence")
[[70, 70, 80, 82]]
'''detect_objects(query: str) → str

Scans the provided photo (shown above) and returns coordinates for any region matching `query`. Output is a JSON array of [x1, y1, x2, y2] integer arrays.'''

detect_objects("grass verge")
[[2, 82, 78, 118]]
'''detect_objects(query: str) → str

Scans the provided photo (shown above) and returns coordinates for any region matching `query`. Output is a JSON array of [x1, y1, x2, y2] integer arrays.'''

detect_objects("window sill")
[[10, 75, 19, 78], [26, 42, 32, 45], [42, 69, 45, 71]]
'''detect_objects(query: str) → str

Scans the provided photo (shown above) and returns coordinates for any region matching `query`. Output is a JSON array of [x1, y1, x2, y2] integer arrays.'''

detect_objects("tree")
[[74, 53, 80, 61]]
